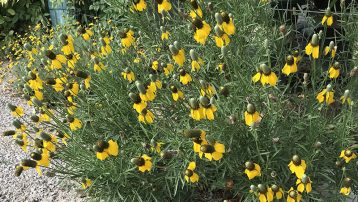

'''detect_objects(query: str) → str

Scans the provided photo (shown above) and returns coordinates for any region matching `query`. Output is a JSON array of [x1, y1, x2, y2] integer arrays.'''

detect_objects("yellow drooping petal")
[[107, 140, 119, 156], [187, 162, 196, 170], [96, 152, 109, 161], [312, 46, 319, 59]]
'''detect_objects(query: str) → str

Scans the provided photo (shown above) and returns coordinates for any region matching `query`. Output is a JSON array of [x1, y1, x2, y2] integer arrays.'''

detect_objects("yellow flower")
[[214, 25, 230, 48], [66, 53, 80, 69], [200, 84, 216, 98], [316, 84, 335, 105], [41, 132, 57, 152], [179, 69, 192, 85], [270, 185, 284, 200], [252, 64, 278, 86], [130, 93, 147, 113], [151, 141, 164, 154], [217, 63, 226, 72], [14, 132, 28, 152], [305, 34, 320, 59], [60, 34, 75, 55], [185, 162, 199, 183], [288, 155, 306, 178], [94, 60, 106, 72], [156, 0, 172, 13], [101, 44, 112, 56], [68, 117, 82, 131], [161, 30, 170, 41], [120, 29, 135, 48], [339, 149, 357, 163], [193, 19, 211, 45], [69, 82, 80, 96], [170, 85, 184, 101], [8, 104, 24, 117], [200, 142, 225, 161], [191, 58, 203, 72], [255, 185, 274, 202], [244, 161, 261, 180], [95, 139, 119, 161], [287, 188, 301, 202], [189, 98, 205, 121], [171, 48, 186, 67], [282, 55, 298, 76], [31, 150, 50, 167], [328, 61, 340, 79], [122, 69, 135, 82], [77, 27, 93, 41], [322, 8, 333, 26], [81, 178, 92, 189], [340, 177, 352, 196], [27, 72, 43, 90], [189, 0, 202, 19], [220, 12, 235, 35], [340, 90, 353, 106], [20, 159, 43, 176], [244, 103, 261, 127], [296, 174, 312, 193], [324, 41, 337, 58], [189, 130, 207, 158], [132, 154, 152, 172], [138, 108, 155, 124], [45, 50, 67, 69], [132, 0, 147, 12]]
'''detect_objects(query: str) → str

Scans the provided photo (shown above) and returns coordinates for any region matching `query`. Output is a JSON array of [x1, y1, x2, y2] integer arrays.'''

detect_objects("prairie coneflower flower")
[[14, 133, 28, 152], [252, 64, 278, 86], [160, 26, 170, 41], [324, 41, 337, 58], [184, 129, 207, 157], [322, 8, 333, 27], [151, 60, 159, 71], [200, 81, 216, 98], [244, 161, 261, 180], [328, 61, 340, 79], [20, 159, 43, 176], [255, 184, 274, 202], [129, 93, 147, 113], [81, 178, 92, 189], [179, 69, 192, 85], [60, 34, 74, 55], [131, 154, 152, 172], [57, 131, 70, 145], [77, 27, 93, 41], [214, 25, 230, 48], [170, 85, 184, 101], [148, 75, 162, 92], [340, 178, 352, 196], [163, 63, 174, 76], [339, 149, 357, 163], [305, 34, 320, 59], [169, 42, 185, 66], [132, 0, 147, 12], [31, 150, 50, 167], [244, 103, 261, 127], [13, 119, 26, 132], [156, 0, 172, 13], [199, 96, 217, 120], [45, 50, 67, 69], [138, 108, 155, 124], [340, 90, 353, 106], [150, 140, 164, 153], [122, 68, 135, 82], [282, 55, 297, 76], [219, 12, 235, 36], [200, 142, 225, 161], [270, 185, 284, 200], [120, 29, 135, 48], [67, 116, 82, 131], [190, 49, 204, 72], [185, 162, 199, 183], [93, 58, 106, 72], [316, 84, 335, 105], [68, 82, 80, 96], [192, 18, 211, 45], [189, 98, 205, 121], [94, 139, 119, 161], [27, 71, 43, 91], [66, 53, 80, 69], [75, 71, 91, 89], [8, 104, 24, 117], [136, 81, 156, 102], [288, 155, 306, 178], [189, 0, 203, 19], [287, 188, 302, 202], [40, 132, 57, 152], [296, 174, 312, 193], [100, 37, 112, 56]]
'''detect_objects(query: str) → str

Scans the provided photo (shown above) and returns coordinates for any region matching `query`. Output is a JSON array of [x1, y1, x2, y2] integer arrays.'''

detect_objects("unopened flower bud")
[[314, 141, 322, 148], [326, 84, 333, 91], [257, 184, 266, 193], [135, 81, 146, 94], [250, 185, 257, 192]]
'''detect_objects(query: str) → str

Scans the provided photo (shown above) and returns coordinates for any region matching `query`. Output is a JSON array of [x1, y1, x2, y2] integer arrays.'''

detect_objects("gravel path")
[[0, 70, 84, 202]]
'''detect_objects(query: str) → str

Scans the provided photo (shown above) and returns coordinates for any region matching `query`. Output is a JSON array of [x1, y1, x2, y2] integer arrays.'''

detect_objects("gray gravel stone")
[[0, 70, 85, 202]]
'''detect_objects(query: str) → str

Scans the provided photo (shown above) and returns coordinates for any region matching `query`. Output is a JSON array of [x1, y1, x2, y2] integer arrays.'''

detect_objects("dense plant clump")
[[1, 0, 358, 201]]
